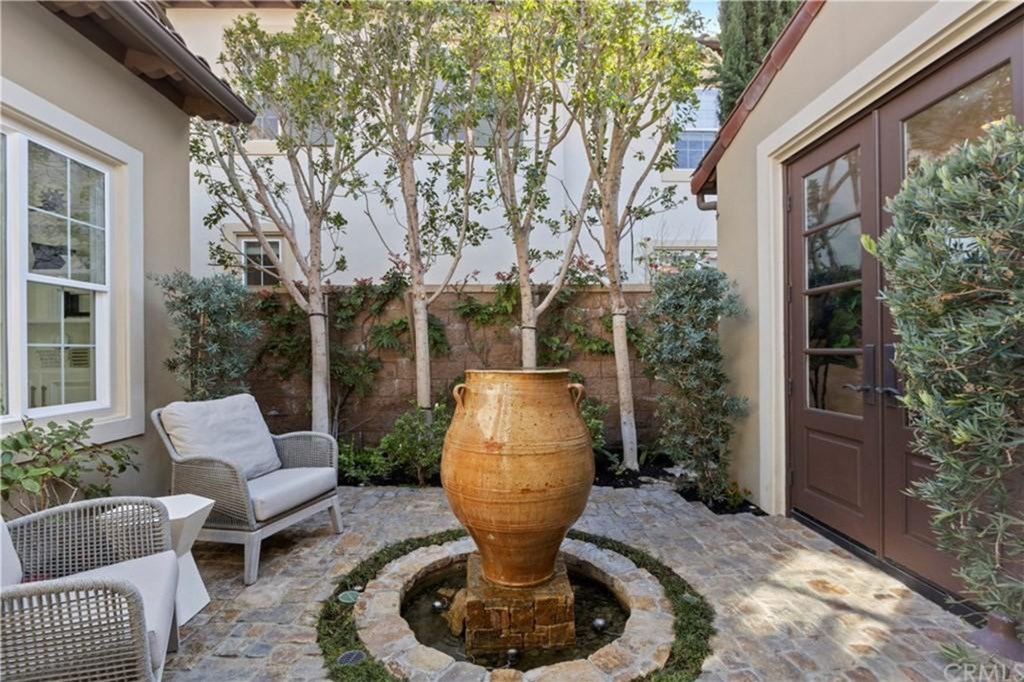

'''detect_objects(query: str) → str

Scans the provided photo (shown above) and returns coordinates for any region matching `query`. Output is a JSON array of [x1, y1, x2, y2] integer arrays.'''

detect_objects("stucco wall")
[[167, 7, 717, 286], [1, 3, 192, 496], [713, 2, 934, 507]]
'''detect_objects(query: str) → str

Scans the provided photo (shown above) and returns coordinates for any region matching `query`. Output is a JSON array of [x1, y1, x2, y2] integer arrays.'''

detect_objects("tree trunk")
[[609, 290, 638, 470], [516, 242, 538, 368], [308, 292, 330, 433], [411, 290, 433, 413]]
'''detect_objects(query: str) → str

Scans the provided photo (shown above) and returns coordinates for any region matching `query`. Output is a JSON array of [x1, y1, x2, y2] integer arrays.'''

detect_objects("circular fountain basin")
[[353, 537, 675, 680]]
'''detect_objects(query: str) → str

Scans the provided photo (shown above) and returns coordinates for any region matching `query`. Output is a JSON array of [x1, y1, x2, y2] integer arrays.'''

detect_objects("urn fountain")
[[441, 369, 595, 654]]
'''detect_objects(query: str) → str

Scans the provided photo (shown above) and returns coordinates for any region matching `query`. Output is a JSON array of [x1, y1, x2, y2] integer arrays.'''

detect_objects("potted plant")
[[1, 419, 137, 516], [868, 117, 1023, 661]]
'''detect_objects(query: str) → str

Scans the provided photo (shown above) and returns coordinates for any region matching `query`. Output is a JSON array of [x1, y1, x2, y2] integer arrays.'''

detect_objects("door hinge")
[[787, 469, 794, 489], [787, 284, 792, 303], [786, 195, 793, 212], [787, 377, 794, 396]]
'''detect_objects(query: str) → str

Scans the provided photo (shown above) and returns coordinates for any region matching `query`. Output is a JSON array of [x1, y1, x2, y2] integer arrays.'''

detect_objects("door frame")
[[746, 2, 1021, 517], [780, 15, 1023, 592]]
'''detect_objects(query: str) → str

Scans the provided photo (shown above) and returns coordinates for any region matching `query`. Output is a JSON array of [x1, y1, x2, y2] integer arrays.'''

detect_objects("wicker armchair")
[[152, 396, 342, 585], [1, 497, 179, 682]]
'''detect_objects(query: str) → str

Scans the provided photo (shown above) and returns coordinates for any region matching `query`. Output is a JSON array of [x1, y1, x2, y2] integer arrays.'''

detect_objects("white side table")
[[157, 494, 214, 624]]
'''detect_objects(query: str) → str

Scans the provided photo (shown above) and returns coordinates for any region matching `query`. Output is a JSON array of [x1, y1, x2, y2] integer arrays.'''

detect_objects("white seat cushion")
[[76, 550, 178, 672], [1, 520, 22, 586], [160, 394, 281, 480], [247, 468, 337, 522]]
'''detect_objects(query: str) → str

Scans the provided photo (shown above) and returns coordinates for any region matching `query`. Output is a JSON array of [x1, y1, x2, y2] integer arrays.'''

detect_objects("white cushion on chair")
[[247, 468, 337, 522], [160, 394, 281, 480], [1, 520, 22, 586], [76, 550, 179, 672]]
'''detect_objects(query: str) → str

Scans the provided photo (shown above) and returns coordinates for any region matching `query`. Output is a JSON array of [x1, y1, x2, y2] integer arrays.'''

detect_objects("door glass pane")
[[808, 354, 863, 416], [70, 160, 105, 227], [806, 218, 862, 288], [29, 209, 69, 277], [904, 64, 1013, 174], [28, 142, 67, 214], [804, 149, 861, 229], [808, 287, 862, 349]]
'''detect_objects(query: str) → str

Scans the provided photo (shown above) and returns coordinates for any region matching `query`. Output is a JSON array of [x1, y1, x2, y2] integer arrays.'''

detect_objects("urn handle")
[[568, 383, 585, 408], [453, 383, 467, 410]]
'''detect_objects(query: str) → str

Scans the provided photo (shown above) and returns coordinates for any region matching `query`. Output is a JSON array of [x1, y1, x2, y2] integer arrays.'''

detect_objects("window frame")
[[240, 236, 283, 287], [1, 78, 145, 442], [6, 125, 113, 419]]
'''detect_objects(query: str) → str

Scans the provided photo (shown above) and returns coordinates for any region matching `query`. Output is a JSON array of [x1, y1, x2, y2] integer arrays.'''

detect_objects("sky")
[[691, 1, 720, 35]]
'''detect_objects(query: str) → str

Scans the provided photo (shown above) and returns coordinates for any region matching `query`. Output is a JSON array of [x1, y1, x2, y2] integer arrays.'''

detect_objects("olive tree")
[[558, 0, 703, 468], [325, 0, 490, 415], [482, 0, 595, 368], [192, 7, 368, 431], [868, 118, 1023, 621]]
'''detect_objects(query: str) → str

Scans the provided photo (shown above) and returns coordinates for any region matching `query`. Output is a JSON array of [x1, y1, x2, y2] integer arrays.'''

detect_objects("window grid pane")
[[27, 282, 96, 408], [675, 131, 716, 170]]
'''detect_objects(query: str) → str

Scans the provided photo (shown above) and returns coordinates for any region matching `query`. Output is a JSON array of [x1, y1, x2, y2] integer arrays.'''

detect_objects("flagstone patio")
[[164, 485, 973, 681]]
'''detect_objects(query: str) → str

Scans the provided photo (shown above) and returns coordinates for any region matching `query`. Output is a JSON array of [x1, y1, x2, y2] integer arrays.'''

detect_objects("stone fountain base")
[[460, 554, 575, 655]]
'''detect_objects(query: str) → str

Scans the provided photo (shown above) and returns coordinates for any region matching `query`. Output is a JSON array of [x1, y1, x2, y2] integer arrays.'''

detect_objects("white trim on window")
[[1, 78, 145, 443]]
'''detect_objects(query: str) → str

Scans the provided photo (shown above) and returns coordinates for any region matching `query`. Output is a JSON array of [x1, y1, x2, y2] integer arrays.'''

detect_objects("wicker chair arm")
[[7, 497, 170, 581], [1, 577, 154, 681], [171, 456, 255, 529], [273, 431, 338, 471]]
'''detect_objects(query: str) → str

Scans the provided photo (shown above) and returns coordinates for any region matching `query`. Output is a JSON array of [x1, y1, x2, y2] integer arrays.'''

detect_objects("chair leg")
[[243, 535, 262, 586], [167, 610, 180, 653], [328, 496, 343, 535]]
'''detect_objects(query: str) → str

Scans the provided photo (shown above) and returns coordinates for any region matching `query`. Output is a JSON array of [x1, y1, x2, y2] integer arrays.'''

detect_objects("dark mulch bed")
[[677, 483, 768, 516]]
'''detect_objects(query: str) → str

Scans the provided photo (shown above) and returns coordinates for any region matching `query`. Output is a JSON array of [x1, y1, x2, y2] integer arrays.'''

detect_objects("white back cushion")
[[160, 394, 281, 480], [1, 519, 23, 586]]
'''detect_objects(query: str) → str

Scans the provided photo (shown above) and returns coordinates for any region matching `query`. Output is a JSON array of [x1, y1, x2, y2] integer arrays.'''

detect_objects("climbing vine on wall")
[[252, 269, 449, 437]]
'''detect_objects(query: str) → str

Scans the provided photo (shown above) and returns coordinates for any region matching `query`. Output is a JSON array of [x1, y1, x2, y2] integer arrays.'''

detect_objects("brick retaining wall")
[[248, 286, 664, 449]]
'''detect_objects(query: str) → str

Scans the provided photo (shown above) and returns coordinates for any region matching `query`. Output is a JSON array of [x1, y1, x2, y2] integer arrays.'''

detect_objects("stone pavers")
[[165, 486, 974, 681]]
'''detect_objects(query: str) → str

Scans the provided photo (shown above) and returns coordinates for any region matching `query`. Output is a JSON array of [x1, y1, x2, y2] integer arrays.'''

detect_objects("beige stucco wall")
[[1, 3, 191, 496], [714, 2, 934, 507]]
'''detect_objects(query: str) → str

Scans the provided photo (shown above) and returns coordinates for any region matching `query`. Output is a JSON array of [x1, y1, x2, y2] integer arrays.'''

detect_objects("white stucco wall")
[[168, 8, 717, 286]]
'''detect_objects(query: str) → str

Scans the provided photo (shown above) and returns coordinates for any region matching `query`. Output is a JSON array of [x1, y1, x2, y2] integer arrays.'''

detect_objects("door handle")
[[881, 343, 903, 405], [839, 344, 875, 405]]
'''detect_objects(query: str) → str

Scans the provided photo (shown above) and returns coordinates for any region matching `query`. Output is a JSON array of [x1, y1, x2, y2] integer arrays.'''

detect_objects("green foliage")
[[317, 529, 715, 682], [153, 271, 261, 401], [871, 118, 1024, 618], [714, 0, 798, 123], [337, 439, 394, 486], [1, 419, 138, 516], [641, 254, 747, 504], [375, 403, 452, 486]]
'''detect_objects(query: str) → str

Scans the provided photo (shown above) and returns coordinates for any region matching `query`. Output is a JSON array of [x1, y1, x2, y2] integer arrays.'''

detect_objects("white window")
[[3, 133, 111, 416], [241, 238, 282, 287], [675, 88, 719, 170]]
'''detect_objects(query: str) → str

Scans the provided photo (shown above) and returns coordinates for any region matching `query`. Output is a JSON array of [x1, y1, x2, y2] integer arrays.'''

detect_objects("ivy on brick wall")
[[252, 269, 449, 437]]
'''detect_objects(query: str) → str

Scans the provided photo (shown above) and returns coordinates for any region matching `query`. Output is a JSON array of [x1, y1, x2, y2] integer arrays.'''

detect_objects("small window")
[[251, 109, 280, 141], [242, 238, 281, 287], [675, 88, 719, 170]]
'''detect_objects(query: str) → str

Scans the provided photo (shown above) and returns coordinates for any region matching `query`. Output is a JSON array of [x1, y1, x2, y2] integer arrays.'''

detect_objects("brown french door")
[[786, 17, 1023, 595]]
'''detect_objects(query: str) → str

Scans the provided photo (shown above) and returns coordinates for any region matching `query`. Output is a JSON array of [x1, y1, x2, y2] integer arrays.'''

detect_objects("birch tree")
[[326, 0, 490, 414], [192, 8, 369, 431], [559, 0, 703, 468], [482, 1, 594, 368]]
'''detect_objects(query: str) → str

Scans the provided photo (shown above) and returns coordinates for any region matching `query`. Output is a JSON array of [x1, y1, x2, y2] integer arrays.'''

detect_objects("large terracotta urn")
[[442, 369, 594, 587]]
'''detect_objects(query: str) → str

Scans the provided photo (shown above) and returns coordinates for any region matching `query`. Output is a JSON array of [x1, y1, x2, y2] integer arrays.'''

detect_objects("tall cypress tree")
[[714, 0, 798, 123]]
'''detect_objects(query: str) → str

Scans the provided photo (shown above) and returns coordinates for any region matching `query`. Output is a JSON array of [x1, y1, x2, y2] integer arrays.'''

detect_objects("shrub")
[[376, 402, 452, 486], [868, 117, 1023, 619], [337, 440, 395, 486], [1, 419, 137, 515], [641, 253, 747, 504], [154, 270, 261, 400]]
